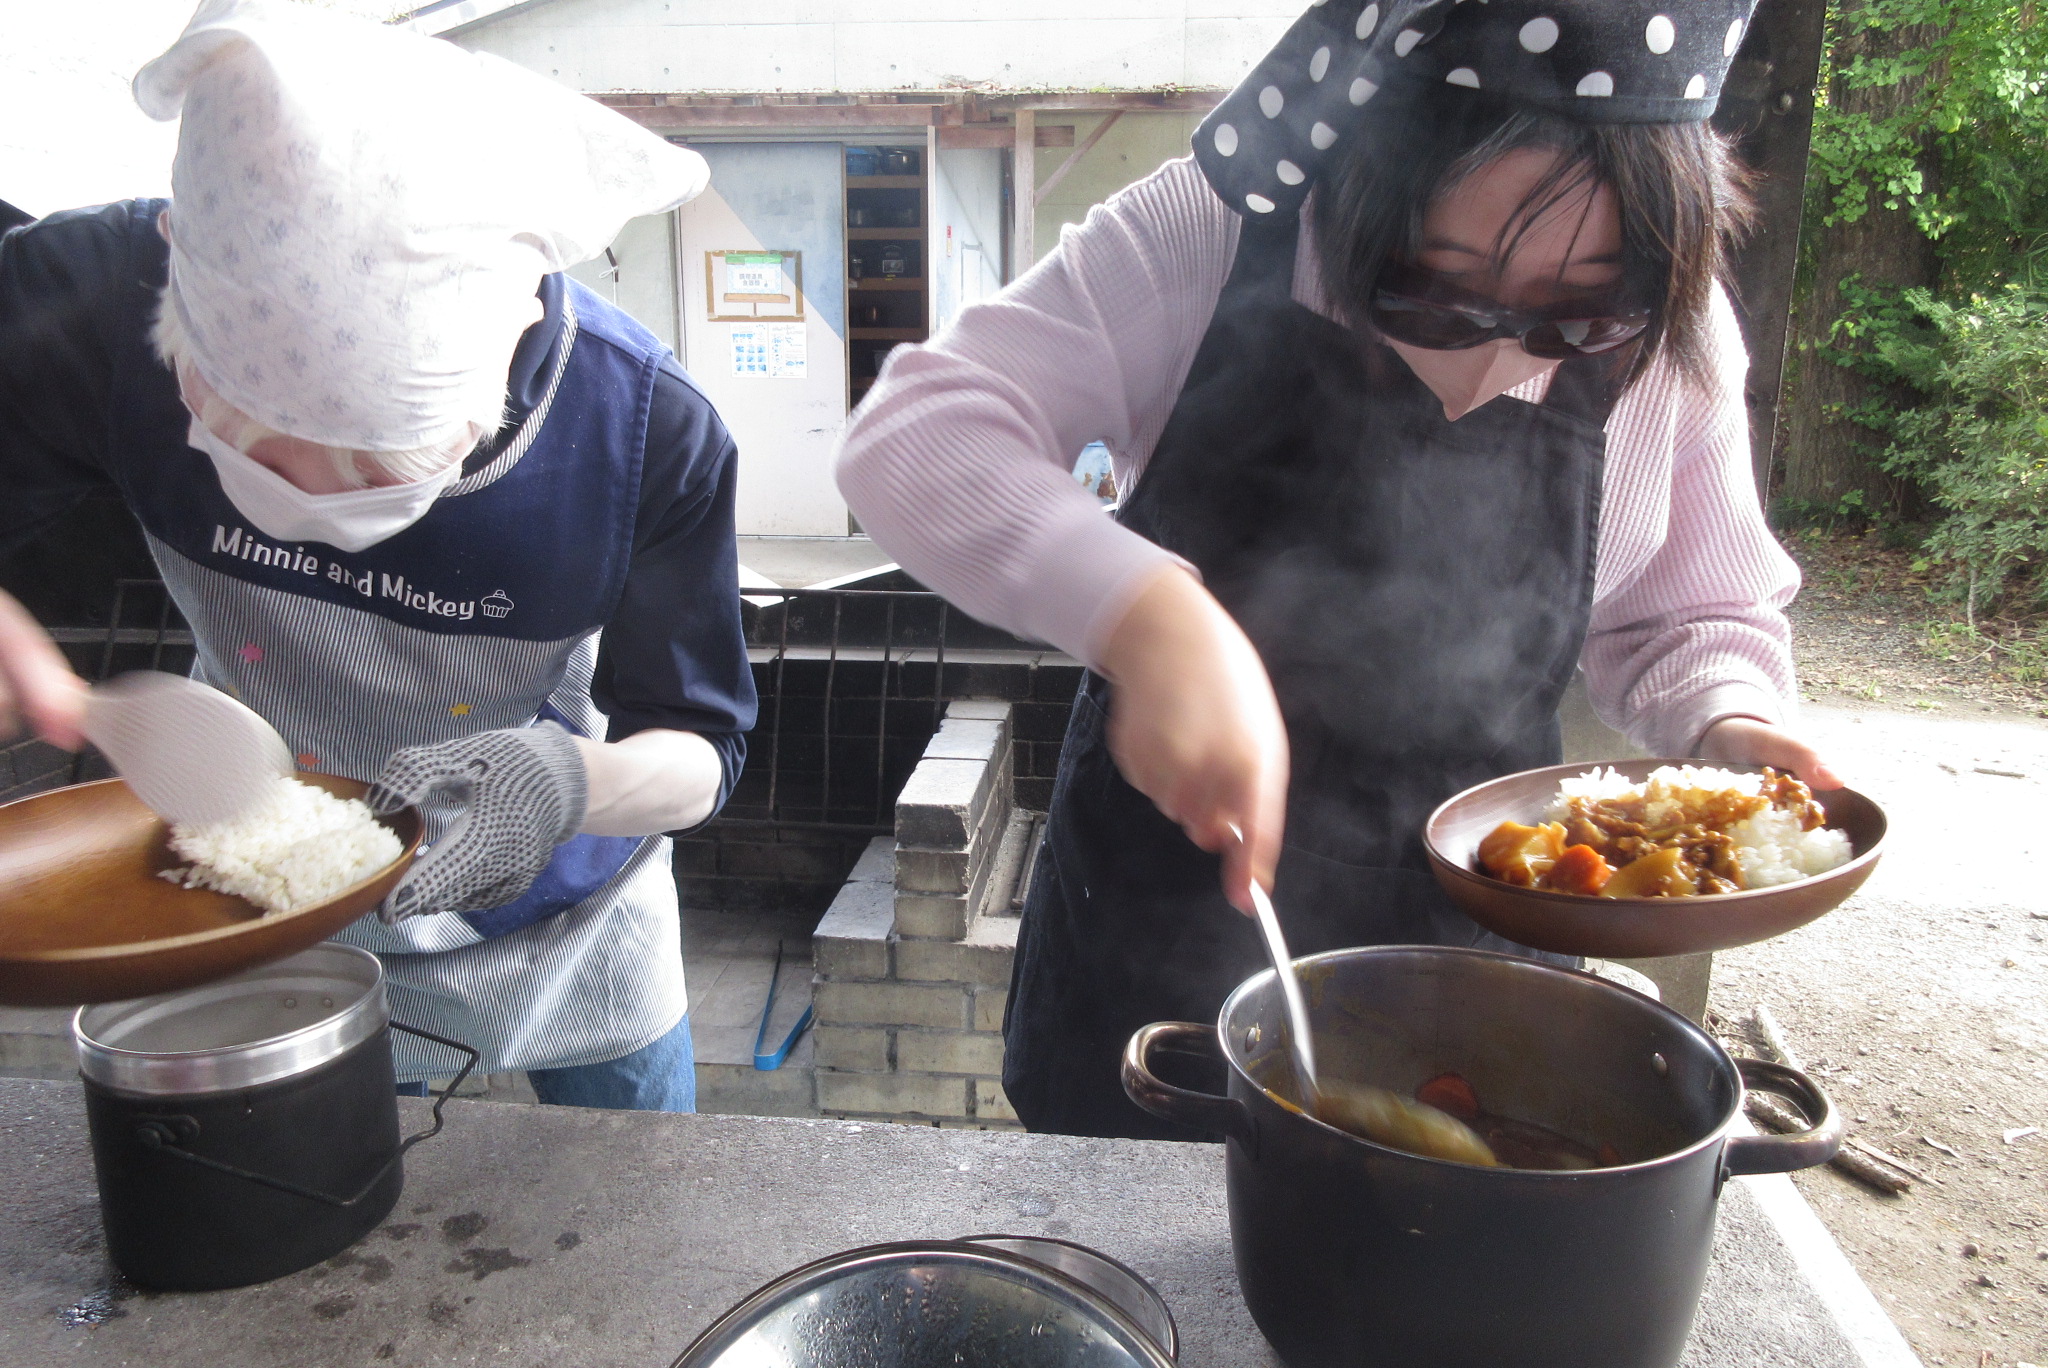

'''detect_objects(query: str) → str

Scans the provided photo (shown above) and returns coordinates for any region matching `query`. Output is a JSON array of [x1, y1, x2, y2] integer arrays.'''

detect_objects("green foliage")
[[1799, 0, 2048, 626], [1807, 0, 2048, 288], [1842, 283, 2048, 615]]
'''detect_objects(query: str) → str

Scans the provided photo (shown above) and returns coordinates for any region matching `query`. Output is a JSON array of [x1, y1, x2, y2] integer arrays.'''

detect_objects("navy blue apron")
[[1003, 214, 1622, 1140]]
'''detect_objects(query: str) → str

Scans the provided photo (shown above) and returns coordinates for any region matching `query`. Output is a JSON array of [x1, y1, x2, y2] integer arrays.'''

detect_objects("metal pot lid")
[[669, 1240, 1178, 1368], [74, 942, 388, 1096]]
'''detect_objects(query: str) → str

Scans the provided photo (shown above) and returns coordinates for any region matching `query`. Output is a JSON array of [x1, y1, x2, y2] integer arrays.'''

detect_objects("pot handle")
[[1121, 1021, 1256, 1146], [1721, 1057, 1843, 1177], [132, 1021, 479, 1209]]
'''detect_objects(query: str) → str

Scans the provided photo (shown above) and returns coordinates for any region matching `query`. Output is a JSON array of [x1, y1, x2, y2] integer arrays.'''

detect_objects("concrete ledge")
[[813, 879, 895, 980]]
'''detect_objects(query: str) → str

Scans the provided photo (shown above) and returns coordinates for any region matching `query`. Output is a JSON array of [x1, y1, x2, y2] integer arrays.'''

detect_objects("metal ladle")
[[1234, 829, 1499, 1167]]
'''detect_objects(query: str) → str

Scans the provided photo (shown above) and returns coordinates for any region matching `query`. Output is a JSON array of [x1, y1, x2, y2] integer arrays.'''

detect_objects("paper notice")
[[730, 325, 769, 377], [767, 322, 807, 379]]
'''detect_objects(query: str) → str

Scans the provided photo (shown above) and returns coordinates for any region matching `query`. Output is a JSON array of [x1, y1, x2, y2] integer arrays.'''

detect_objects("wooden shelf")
[[850, 327, 926, 341], [846, 175, 923, 189], [851, 277, 924, 291], [847, 225, 922, 240]]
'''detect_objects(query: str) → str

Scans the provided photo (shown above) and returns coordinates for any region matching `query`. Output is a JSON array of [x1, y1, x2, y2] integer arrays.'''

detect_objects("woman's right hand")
[[1097, 565, 1289, 915], [0, 589, 85, 750]]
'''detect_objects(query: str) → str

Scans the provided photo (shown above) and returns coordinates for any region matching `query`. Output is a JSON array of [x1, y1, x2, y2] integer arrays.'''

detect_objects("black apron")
[[1003, 215, 1622, 1140]]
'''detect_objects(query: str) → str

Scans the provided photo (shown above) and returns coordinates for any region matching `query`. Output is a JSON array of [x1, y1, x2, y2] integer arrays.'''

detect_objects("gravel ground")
[[1702, 536, 2048, 1367], [1782, 528, 2047, 717]]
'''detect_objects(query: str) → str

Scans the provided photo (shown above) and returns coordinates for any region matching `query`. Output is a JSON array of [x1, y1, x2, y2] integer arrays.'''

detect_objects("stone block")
[[973, 1079, 1020, 1124], [895, 1030, 1006, 1077], [921, 717, 1005, 763], [944, 699, 1012, 721], [971, 987, 1008, 1033], [813, 1026, 891, 1073], [814, 980, 970, 1031], [893, 916, 1019, 986], [895, 846, 970, 896], [895, 758, 993, 848], [817, 1071, 972, 1119], [845, 835, 896, 884], [894, 892, 971, 941], [812, 880, 896, 980]]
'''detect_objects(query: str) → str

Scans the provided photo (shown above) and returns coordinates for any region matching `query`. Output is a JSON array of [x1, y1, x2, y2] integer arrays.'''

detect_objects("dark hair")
[[1312, 80, 1755, 389]]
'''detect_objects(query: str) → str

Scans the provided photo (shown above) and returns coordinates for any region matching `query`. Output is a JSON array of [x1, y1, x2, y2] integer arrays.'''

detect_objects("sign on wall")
[[705, 249, 803, 321], [729, 321, 808, 379]]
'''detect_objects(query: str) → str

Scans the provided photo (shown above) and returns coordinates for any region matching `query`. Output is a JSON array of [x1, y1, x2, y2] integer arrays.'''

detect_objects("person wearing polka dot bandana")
[[1196, 0, 1762, 219], [837, 0, 1840, 1139]]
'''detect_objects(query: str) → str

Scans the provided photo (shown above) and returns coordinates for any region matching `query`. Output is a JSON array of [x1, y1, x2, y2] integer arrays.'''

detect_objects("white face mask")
[[188, 418, 460, 553], [1385, 337, 1559, 423]]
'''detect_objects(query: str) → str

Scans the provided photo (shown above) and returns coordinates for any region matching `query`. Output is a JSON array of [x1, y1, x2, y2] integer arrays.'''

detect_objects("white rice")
[[1542, 764, 1853, 890], [160, 776, 402, 914]]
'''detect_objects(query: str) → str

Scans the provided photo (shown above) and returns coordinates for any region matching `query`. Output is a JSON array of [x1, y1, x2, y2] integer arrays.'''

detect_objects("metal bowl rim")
[[1422, 758, 1887, 907], [667, 1239, 1179, 1368], [957, 1232, 1179, 1359], [1216, 944, 1745, 1177]]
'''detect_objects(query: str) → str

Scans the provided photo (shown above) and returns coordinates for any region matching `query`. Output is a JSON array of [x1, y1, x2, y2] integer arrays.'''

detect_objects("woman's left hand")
[[1698, 717, 1844, 791]]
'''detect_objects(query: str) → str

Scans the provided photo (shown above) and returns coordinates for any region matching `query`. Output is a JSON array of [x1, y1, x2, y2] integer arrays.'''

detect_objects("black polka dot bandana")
[[1196, 0, 1759, 219]]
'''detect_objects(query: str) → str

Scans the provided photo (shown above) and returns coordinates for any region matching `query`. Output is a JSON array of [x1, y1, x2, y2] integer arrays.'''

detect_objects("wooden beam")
[[1034, 110, 1121, 207], [1013, 108, 1036, 278], [937, 124, 1076, 150], [994, 90, 1224, 113], [606, 103, 944, 130]]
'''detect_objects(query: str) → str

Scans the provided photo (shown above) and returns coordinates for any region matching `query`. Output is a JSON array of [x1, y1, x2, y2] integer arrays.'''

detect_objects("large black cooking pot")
[[1122, 946, 1840, 1368], [74, 942, 477, 1290]]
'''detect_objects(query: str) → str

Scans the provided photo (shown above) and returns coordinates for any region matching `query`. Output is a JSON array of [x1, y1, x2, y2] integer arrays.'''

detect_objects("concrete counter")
[[0, 1078, 1883, 1366]]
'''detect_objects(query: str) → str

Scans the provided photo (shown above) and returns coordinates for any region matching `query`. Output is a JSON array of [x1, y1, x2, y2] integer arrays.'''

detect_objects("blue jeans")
[[398, 1013, 696, 1113]]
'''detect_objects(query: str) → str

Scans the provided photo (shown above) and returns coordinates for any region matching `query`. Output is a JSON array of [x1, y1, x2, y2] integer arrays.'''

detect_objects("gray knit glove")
[[367, 724, 588, 923]]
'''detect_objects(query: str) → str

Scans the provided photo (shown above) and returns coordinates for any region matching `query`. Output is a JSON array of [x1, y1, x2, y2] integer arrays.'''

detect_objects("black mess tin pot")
[[73, 942, 474, 1290]]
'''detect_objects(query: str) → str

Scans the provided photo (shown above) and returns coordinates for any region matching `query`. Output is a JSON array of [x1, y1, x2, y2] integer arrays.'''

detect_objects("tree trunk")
[[1780, 7, 1946, 513]]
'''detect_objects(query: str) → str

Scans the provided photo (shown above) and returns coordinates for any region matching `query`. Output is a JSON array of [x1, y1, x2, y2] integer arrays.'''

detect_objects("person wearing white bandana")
[[0, 0, 757, 1110]]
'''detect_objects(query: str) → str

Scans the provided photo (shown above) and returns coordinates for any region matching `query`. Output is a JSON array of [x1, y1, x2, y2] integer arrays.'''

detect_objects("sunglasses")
[[1368, 263, 1652, 359]]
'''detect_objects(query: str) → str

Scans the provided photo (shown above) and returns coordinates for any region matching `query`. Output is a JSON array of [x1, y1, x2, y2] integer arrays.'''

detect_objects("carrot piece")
[[1416, 1071, 1481, 1122], [1545, 843, 1613, 895]]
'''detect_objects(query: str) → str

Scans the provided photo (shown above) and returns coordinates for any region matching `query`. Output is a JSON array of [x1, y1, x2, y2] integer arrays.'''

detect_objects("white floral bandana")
[[134, 0, 709, 453]]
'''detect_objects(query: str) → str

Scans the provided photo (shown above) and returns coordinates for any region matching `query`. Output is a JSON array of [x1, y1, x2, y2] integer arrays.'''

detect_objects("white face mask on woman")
[[188, 418, 460, 553]]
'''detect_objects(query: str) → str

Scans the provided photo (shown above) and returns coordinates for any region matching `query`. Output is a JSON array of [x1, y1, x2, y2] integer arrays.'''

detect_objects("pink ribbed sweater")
[[834, 157, 1800, 757]]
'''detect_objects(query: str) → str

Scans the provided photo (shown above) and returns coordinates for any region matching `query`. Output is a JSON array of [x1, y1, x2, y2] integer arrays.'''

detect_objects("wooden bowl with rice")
[[1424, 759, 1887, 960], [0, 774, 420, 1007]]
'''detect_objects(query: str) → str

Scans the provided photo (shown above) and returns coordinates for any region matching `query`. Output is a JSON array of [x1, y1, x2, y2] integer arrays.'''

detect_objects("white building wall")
[[437, 0, 1296, 94], [565, 210, 680, 354], [1029, 111, 1206, 269]]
